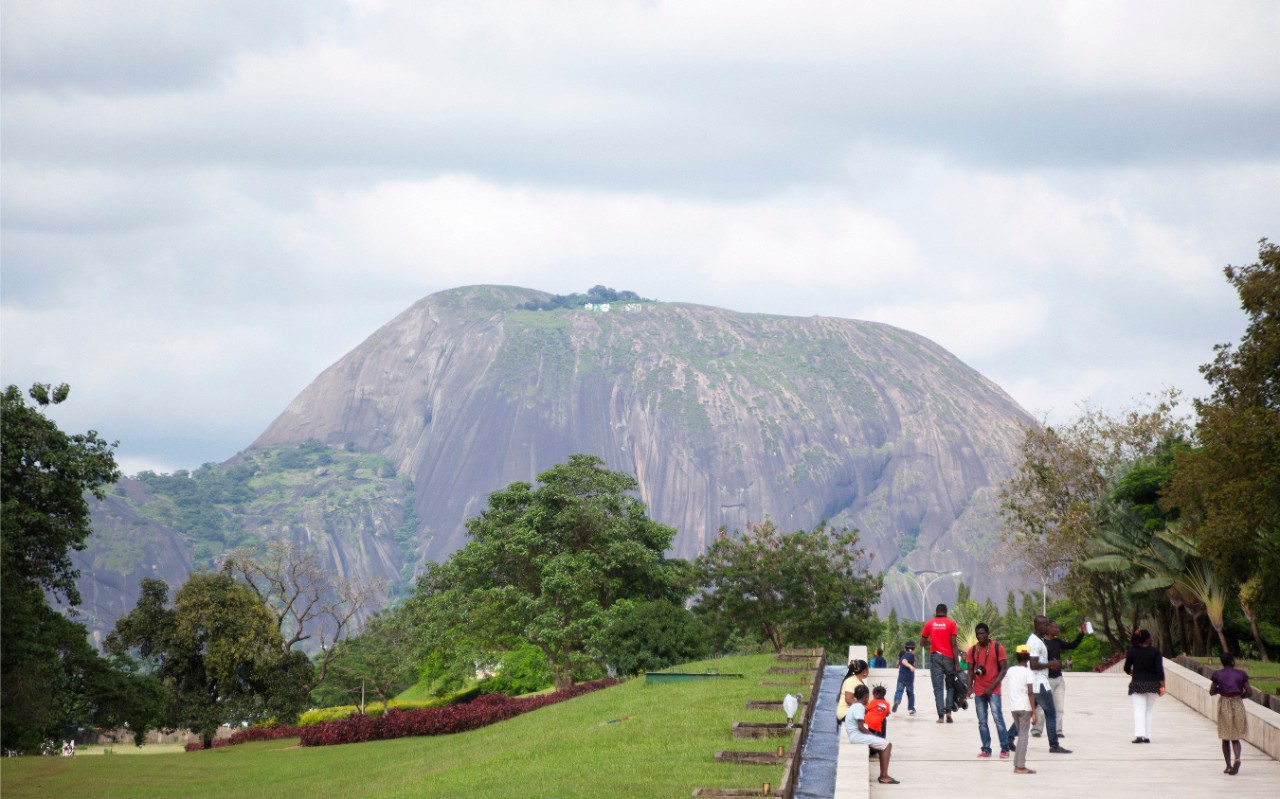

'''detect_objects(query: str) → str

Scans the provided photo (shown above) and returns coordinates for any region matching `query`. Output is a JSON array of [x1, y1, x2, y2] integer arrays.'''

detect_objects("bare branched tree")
[[224, 540, 381, 688]]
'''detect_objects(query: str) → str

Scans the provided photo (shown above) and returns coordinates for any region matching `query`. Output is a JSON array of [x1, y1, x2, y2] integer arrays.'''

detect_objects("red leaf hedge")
[[299, 678, 623, 747], [1092, 651, 1126, 673]]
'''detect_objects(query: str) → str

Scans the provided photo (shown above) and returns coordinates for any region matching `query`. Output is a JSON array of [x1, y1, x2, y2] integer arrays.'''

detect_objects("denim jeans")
[[1036, 686, 1060, 747], [974, 693, 1009, 753], [893, 679, 915, 712], [930, 653, 956, 717]]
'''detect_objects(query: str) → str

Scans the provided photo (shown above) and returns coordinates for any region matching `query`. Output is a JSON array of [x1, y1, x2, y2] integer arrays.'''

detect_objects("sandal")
[[878, 777, 901, 784], [1014, 767, 1036, 774]]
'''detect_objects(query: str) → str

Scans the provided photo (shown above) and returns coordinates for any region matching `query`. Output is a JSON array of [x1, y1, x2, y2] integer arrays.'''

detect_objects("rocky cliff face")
[[75, 448, 413, 646], [248, 285, 1037, 615]]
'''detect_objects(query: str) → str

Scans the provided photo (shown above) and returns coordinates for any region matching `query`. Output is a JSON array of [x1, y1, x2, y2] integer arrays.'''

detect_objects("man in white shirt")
[[1002, 646, 1038, 774], [1025, 615, 1071, 754]]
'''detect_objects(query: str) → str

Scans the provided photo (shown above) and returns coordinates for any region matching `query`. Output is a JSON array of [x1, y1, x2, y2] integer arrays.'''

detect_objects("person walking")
[[1026, 615, 1071, 753], [1032, 619, 1086, 739], [1003, 645, 1038, 774], [892, 641, 917, 715], [967, 623, 1010, 758], [1123, 629, 1165, 743], [1209, 653, 1250, 774], [921, 603, 960, 723]]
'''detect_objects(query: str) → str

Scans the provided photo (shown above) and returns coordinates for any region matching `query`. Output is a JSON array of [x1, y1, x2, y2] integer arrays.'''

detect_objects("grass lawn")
[[1183, 656, 1280, 690], [0, 654, 797, 799]]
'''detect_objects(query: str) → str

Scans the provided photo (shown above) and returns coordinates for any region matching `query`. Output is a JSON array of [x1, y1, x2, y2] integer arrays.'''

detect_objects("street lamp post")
[[908, 570, 964, 621]]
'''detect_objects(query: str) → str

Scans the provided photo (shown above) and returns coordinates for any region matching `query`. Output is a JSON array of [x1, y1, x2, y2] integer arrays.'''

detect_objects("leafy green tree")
[[107, 573, 306, 747], [693, 519, 882, 652], [480, 643, 556, 695], [1167, 240, 1280, 625], [1, 383, 119, 604], [321, 609, 419, 712], [415, 454, 682, 689], [1, 382, 154, 750], [594, 599, 709, 675], [998, 392, 1190, 649]]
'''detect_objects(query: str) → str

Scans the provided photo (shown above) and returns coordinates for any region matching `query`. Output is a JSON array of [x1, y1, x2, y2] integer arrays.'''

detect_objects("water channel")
[[791, 663, 845, 799]]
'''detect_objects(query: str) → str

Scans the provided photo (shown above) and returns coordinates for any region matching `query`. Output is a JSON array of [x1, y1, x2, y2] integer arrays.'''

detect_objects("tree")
[[107, 573, 306, 747], [322, 609, 419, 712], [223, 540, 378, 690], [1167, 239, 1280, 624], [415, 454, 682, 689], [693, 519, 882, 653], [594, 599, 709, 675], [2, 383, 119, 604], [1, 382, 146, 751], [998, 393, 1191, 650]]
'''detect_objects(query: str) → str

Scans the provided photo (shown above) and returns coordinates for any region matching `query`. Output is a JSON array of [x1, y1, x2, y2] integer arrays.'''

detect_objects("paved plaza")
[[835, 668, 1279, 798]]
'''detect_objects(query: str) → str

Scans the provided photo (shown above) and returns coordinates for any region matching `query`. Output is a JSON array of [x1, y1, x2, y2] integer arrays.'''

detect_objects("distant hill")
[[78, 285, 1037, 640]]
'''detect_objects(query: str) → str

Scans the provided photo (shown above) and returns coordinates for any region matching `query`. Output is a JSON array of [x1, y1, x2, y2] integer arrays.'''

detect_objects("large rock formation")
[[248, 285, 1038, 614]]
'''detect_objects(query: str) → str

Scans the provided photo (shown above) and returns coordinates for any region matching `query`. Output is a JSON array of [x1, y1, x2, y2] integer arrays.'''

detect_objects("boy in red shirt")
[[865, 685, 892, 737]]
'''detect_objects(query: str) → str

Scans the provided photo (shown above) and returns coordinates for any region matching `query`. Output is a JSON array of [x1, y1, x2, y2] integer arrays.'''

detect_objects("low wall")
[[1163, 657, 1280, 761]]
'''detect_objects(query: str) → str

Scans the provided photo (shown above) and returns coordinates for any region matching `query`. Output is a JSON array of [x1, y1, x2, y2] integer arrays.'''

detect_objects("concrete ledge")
[[1163, 657, 1280, 761], [833, 729, 871, 799]]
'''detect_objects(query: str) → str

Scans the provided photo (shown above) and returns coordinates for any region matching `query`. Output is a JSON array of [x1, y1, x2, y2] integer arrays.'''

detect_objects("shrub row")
[[298, 695, 454, 726], [184, 724, 306, 752], [299, 678, 622, 747]]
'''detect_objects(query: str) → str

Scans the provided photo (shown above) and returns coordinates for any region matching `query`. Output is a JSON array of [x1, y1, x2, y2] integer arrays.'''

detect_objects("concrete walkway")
[[834, 668, 1279, 798]]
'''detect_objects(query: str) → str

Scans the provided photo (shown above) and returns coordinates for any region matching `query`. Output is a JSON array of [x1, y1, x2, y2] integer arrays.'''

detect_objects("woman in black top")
[[1123, 629, 1165, 743]]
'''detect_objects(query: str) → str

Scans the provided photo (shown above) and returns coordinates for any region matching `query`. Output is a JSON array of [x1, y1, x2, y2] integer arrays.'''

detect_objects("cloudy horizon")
[[3, 0, 1277, 476]]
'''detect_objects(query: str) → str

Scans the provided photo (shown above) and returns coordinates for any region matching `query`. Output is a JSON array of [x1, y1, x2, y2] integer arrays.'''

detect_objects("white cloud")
[[2, 0, 1276, 469]]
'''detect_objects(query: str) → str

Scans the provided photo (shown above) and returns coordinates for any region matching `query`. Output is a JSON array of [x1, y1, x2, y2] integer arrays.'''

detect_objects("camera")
[[974, 665, 986, 677]]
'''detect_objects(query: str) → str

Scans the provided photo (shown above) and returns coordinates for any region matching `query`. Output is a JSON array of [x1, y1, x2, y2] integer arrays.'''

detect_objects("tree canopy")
[[414, 454, 682, 688], [107, 573, 311, 746], [693, 519, 882, 652], [1167, 239, 1280, 621], [998, 392, 1191, 649], [2, 383, 119, 605], [1, 383, 166, 750]]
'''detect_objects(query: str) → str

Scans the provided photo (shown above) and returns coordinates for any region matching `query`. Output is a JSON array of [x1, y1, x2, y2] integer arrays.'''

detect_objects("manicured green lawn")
[[0, 654, 798, 799]]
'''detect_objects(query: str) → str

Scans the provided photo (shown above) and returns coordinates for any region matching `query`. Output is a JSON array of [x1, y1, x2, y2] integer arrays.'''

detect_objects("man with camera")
[[967, 623, 1010, 758]]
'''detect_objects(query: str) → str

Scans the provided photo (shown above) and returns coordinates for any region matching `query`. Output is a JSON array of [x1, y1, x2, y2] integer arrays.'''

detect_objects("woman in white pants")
[[1123, 629, 1165, 742]]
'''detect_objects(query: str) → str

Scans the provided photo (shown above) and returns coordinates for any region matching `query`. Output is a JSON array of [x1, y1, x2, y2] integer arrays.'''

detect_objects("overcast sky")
[[3, 0, 1277, 476]]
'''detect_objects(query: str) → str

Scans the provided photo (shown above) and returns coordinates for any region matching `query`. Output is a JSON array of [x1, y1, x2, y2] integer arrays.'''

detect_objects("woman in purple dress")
[[1209, 653, 1250, 775]]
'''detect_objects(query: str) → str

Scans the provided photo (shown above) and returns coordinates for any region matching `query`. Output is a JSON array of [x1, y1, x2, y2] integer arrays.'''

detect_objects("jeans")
[[893, 679, 915, 712], [974, 693, 1009, 753], [1036, 686, 1060, 747], [1033, 675, 1065, 735], [930, 653, 956, 717]]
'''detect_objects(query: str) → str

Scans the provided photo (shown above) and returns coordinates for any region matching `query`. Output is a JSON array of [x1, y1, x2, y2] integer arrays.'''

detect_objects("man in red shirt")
[[921, 603, 960, 723], [967, 623, 1010, 758]]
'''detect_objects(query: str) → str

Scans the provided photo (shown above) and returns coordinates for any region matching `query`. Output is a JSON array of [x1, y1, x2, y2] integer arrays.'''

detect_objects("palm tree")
[[1238, 576, 1271, 662]]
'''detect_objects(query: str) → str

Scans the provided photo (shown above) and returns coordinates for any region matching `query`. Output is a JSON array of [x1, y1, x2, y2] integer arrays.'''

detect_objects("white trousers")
[[1033, 675, 1065, 734], [1131, 692, 1158, 738]]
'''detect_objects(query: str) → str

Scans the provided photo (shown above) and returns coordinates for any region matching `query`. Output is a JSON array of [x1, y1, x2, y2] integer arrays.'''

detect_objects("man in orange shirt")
[[921, 603, 961, 723]]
